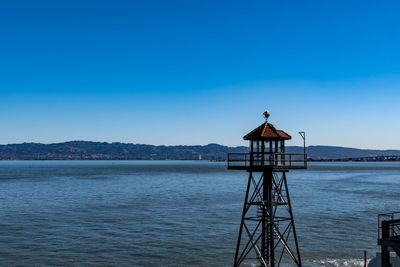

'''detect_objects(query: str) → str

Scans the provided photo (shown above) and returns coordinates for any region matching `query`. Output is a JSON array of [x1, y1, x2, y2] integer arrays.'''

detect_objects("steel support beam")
[[233, 171, 301, 267]]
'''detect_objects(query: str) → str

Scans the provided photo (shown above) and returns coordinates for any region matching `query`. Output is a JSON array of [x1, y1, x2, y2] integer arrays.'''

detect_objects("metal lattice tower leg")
[[233, 171, 301, 267]]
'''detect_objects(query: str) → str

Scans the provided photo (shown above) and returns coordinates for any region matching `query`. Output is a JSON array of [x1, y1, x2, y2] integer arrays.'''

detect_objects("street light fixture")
[[299, 131, 306, 155]]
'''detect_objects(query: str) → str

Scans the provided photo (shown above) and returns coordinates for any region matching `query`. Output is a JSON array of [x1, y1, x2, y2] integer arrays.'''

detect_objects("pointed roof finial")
[[263, 110, 270, 121]]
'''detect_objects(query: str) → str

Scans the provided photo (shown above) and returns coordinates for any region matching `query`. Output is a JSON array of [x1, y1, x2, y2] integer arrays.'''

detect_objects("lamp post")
[[298, 131, 306, 155]]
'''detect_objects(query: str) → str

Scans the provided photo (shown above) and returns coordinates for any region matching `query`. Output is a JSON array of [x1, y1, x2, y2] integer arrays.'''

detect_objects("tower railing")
[[227, 152, 307, 170]]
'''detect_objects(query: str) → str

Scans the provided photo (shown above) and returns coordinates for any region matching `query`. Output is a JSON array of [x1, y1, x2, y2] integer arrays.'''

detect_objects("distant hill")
[[0, 142, 247, 160], [286, 146, 400, 160], [1, 141, 400, 160]]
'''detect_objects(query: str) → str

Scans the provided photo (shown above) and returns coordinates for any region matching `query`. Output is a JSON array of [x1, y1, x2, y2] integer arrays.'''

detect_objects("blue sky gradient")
[[1, 0, 400, 148]]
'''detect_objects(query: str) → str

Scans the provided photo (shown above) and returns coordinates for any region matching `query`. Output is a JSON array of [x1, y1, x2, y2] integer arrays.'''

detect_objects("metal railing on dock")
[[378, 212, 400, 240]]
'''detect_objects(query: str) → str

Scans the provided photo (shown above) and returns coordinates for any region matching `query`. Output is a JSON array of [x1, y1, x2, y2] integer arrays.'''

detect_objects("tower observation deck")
[[227, 112, 307, 172], [229, 110, 307, 267]]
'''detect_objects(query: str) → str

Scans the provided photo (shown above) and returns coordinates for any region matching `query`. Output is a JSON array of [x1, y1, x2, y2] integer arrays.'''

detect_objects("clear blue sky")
[[1, 0, 400, 149]]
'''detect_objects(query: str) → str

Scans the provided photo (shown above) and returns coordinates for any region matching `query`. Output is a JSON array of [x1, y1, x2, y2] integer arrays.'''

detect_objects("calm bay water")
[[0, 161, 399, 266]]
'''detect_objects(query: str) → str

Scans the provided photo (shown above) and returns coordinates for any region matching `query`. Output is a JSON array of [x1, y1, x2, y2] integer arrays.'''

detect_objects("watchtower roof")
[[243, 122, 291, 141]]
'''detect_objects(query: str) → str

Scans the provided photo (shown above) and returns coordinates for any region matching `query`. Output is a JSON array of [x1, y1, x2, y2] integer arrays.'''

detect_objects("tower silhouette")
[[228, 110, 307, 267]]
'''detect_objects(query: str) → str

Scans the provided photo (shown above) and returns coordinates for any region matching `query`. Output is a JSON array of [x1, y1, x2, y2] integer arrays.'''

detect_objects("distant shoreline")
[[1, 141, 400, 161], [1, 158, 400, 162], [309, 158, 400, 162]]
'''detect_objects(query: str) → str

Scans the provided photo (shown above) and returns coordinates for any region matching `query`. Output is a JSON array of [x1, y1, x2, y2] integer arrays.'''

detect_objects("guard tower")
[[228, 110, 307, 267]]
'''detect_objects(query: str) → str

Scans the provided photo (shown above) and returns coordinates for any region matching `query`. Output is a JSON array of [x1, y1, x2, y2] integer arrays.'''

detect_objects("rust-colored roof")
[[243, 122, 291, 140]]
